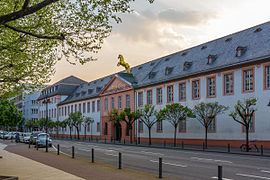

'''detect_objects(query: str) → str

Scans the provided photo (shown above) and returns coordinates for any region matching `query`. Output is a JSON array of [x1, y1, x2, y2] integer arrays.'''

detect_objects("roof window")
[[96, 87, 102, 93], [150, 62, 155, 66], [165, 58, 170, 62], [201, 46, 207, 50], [148, 71, 157, 79], [236, 46, 247, 57], [75, 93, 80, 97], [207, 54, 217, 64], [183, 61, 192, 71], [81, 91, 86, 96], [181, 52, 188, 56], [88, 89, 93, 94], [225, 37, 232, 42], [165, 67, 174, 75], [138, 66, 143, 70], [254, 28, 262, 33]]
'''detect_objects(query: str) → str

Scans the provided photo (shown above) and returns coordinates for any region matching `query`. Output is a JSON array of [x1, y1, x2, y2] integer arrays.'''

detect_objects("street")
[[52, 139, 270, 180]]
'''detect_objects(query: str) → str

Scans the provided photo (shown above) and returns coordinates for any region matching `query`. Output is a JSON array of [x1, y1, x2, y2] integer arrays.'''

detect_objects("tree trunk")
[[84, 126, 86, 140], [69, 127, 72, 139], [148, 126, 152, 145], [129, 126, 132, 144], [205, 126, 208, 149], [174, 126, 177, 147], [246, 126, 249, 152], [76, 127, 80, 140]]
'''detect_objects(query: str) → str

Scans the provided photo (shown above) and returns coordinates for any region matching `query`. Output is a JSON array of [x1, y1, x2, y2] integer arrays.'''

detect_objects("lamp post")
[[42, 97, 51, 152]]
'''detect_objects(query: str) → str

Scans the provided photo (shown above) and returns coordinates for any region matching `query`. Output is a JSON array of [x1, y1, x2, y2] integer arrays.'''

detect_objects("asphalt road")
[[52, 139, 270, 180]]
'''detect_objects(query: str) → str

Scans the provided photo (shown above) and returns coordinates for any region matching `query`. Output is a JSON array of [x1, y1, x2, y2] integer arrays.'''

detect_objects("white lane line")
[[150, 160, 187, 168], [236, 173, 270, 179], [52, 145, 71, 157], [211, 176, 233, 180], [191, 157, 232, 164], [141, 151, 164, 156], [104, 153, 118, 157], [261, 170, 270, 174]]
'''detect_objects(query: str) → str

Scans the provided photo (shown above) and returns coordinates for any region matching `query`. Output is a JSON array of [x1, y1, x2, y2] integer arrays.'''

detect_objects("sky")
[[51, 0, 270, 84]]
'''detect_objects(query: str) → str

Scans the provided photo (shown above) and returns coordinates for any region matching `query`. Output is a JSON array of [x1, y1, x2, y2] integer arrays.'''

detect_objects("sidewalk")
[[0, 143, 83, 180]]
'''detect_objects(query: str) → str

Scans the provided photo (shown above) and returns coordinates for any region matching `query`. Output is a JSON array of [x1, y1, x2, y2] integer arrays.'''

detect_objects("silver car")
[[36, 133, 52, 147], [23, 133, 31, 143]]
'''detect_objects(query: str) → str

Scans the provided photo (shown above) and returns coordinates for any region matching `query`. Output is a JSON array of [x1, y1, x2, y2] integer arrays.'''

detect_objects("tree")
[[108, 109, 125, 140], [138, 104, 156, 145], [193, 102, 228, 148], [25, 118, 38, 131], [229, 98, 257, 152], [54, 120, 61, 137], [83, 116, 93, 140], [59, 120, 68, 137], [160, 103, 194, 147], [69, 112, 83, 139], [64, 117, 73, 139], [0, 0, 154, 97], [0, 99, 23, 130], [37, 118, 46, 131], [123, 108, 140, 143]]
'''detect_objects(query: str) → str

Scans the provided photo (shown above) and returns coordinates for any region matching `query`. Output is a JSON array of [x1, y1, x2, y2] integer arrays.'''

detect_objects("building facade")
[[37, 21, 270, 147]]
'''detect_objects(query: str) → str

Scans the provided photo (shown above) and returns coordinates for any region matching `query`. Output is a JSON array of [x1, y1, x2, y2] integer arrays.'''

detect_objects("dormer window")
[[148, 71, 157, 79], [76, 93, 80, 97], [183, 61, 192, 71], [88, 82, 91, 86], [165, 67, 173, 75], [88, 89, 93, 94], [96, 87, 101, 93], [207, 55, 217, 64], [81, 91, 86, 96], [236, 46, 247, 57]]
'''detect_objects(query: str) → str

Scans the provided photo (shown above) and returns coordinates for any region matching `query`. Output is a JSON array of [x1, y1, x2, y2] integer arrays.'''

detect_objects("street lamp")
[[42, 97, 51, 152]]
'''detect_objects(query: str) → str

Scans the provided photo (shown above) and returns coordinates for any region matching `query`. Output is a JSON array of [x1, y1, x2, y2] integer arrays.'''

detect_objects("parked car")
[[30, 132, 42, 144], [36, 133, 52, 147], [0, 131, 6, 139], [23, 133, 31, 143], [4, 132, 15, 140]]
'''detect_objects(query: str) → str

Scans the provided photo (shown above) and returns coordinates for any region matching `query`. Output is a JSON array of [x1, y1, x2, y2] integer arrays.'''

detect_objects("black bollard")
[[28, 141, 30, 148], [72, 146, 75, 158], [118, 152, 122, 169], [124, 139, 125, 144], [159, 157, 162, 179], [218, 165, 222, 180], [228, 144, 231, 153], [36, 144, 38, 150], [261, 145, 264, 156], [57, 144, 60, 155], [91, 148, 94, 163]]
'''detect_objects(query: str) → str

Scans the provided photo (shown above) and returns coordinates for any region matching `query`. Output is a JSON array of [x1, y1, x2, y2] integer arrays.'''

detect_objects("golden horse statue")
[[117, 54, 130, 73]]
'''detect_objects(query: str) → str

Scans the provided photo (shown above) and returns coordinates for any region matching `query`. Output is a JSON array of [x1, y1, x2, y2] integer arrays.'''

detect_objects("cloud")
[[158, 8, 215, 25]]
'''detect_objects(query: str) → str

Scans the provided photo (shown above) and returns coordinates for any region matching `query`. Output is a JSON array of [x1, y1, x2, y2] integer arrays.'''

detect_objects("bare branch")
[[22, 0, 30, 10], [4, 24, 65, 40]]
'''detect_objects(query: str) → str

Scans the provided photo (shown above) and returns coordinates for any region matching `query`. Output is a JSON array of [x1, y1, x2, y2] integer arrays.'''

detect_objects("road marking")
[[141, 151, 164, 156], [52, 145, 71, 157], [261, 170, 270, 174], [191, 157, 232, 164], [236, 173, 270, 179], [211, 176, 233, 180], [150, 160, 187, 167], [104, 153, 118, 157]]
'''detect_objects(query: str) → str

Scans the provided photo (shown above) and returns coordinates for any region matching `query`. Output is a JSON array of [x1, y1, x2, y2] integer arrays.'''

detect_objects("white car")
[[36, 133, 52, 147], [23, 133, 31, 143]]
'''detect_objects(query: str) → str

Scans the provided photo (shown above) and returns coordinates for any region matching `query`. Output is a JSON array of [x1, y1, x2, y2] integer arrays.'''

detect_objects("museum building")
[[37, 21, 270, 148]]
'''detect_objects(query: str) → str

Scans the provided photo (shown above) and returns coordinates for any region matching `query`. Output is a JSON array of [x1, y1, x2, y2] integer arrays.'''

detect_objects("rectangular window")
[[156, 120, 163, 133], [126, 95, 130, 108], [97, 100, 100, 112], [68, 106, 70, 115], [83, 103, 86, 113], [105, 98, 108, 111], [92, 101, 95, 112], [87, 123, 90, 132], [207, 76, 216, 98], [118, 96, 122, 109], [111, 97, 114, 110], [54, 108, 56, 117], [65, 107, 67, 116], [59, 108, 61, 117], [264, 65, 270, 89], [79, 104, 81, 113], [71, 105, 73, 113], [62, 107, 64, 116], [97, 122, 100, 132], [75, 104, 77, 112], [104, 122, 108, 135], [138, 120, 143, 133], [208, 116, 216, 133], [138, 92, 143, 107], [147, 90, 152, 105], [223, 72, 234, 95], [87, 102, 90, 113], [167, 85, 174, 103], [179, 82, 186, 101], [243, 68, 254, 92], [179, 119, 186, 132], [156, 88, 163, 104], [192, 79, 200, 100]]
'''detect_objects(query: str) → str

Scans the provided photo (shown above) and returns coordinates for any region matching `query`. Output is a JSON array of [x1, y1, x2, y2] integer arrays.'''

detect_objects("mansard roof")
[[58, 21, 270, 105], [54, 75, 86, 85]]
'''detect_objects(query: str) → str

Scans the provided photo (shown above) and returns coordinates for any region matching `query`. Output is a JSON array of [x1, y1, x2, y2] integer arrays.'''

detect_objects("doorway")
[[115, 123, 122, 141]]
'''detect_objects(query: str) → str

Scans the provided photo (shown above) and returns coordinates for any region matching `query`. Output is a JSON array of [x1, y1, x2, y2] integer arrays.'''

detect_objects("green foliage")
[[68, 111, 83, 139], [0, 0, 154, 97], [193, 102, 228, 128], [138, 104, 156, 128], [0, 99, 23, 128]]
